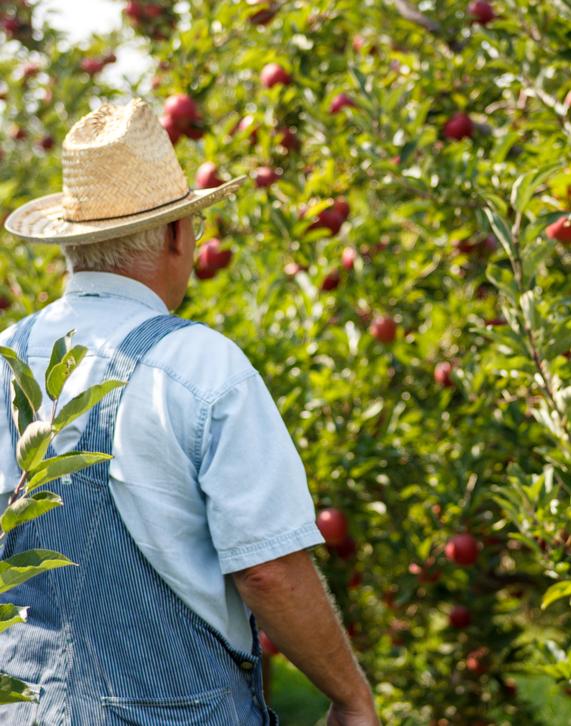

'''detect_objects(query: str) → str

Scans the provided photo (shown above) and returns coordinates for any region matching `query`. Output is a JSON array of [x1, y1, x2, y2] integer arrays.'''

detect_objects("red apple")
[[164, 93, 200, 129], [260, 62, 291, 88], [449, 605, 471, 629], [317, 507, 348, 546], [330, 93, 356, 114], [9, 125, 27, 141], [434, 361, 454, 387], [2, 17, 23, 37], [320, 268, 341, 291], [81, 57, 105, 75], [143, 3, 163, 18], [201, 238, 233, 270], [348, 570, 363, 588], [466, 647, 489, 674], [443, 112, 474, 140], [308, 206, 345, 235], [160, 114, 181, 144], [259, 630, 279, 655], [275, 126, 300, 152], [369, 316, 397, 343], [194, 261, 218, 280], [333, 197, 350, 221], [38, 135, 54, 151], [21, 62, 40, 79], [184, 124, 204, 140], [254, 166, 280, 188], [248, 1, 277, 25], [469, 1, 495, 25], [329, 535, 357, 560], [342, 247, 357, 270], [546, 215, 571, 243], [196, 162, 223, 189], [445, 533, 479, 566], [125, 1, 145, 21]]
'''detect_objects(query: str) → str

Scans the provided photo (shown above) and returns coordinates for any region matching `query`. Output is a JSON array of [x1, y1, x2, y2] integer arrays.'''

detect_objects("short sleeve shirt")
[[0, 272, 325, 653]]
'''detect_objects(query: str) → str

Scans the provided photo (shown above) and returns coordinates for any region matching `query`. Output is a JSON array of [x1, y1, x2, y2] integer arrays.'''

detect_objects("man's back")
[[0, 271, 324, 656]]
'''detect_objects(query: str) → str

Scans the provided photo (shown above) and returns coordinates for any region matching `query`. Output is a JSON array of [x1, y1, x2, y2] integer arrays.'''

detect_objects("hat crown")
[[61, 98, 188, 222]]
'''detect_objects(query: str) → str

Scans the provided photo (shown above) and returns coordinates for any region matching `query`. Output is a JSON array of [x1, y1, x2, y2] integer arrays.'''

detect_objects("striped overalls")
[[0, 312, 278, 725]]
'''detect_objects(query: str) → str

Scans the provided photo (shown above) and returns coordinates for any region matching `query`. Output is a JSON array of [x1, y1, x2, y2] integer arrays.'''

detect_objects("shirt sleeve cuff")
[[218, 522, 326, 574]]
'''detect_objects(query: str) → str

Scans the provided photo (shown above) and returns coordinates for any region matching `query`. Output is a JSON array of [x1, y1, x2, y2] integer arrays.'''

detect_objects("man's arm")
[[231, 550, 379, 723]]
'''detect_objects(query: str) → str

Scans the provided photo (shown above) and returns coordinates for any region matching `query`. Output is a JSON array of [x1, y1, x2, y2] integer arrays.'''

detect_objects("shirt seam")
[[63, 291, 167, 315], [217, 522, 321, 559]]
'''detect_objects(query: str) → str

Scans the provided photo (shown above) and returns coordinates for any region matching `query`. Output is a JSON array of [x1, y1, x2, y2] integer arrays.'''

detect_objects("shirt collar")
[[64, 272, 169, 314]]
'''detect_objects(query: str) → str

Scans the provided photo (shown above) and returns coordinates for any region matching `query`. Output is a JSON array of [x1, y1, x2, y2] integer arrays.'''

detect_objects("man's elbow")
[[231, 550, 312, 593]]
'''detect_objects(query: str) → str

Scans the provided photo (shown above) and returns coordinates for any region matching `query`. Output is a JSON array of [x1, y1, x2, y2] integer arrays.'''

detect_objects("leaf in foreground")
[[15, 421, 53, 472], [0, 347, 42, 412], [52, 380, 126, 432], [1, 492, 63, 534], [27, 452, 112, 492], [0, 549, 77, 594], [541, 580, 571, 610], [0, 603, 28, 633], [0, 673, 40, 705]]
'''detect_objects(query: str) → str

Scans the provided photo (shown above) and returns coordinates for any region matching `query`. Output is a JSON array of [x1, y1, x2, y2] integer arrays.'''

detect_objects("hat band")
[[62, 189, 191, 224]]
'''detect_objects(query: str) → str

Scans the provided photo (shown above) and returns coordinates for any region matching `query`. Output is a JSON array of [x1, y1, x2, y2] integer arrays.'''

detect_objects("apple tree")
[[2, 0, 571, 722]]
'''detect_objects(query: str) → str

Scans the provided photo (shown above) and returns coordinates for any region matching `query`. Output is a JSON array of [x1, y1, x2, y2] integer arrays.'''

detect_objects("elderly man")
[[0, 99, 379, 725]]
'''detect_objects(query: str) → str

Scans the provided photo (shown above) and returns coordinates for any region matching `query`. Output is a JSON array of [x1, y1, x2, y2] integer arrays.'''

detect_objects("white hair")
[[62, 224, 168, 274]]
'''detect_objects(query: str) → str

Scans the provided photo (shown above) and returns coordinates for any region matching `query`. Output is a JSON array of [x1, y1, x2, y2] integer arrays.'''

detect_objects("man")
[[0, 99, 379, 725]]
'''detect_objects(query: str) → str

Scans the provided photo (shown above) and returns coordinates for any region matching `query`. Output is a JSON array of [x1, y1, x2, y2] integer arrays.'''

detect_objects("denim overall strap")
[[1, 312, 41, 453], [76, 314, 197, 479]]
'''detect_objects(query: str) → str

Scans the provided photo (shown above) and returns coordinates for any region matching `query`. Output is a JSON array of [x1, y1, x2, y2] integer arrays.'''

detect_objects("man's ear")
[[166, 220, 181, 254]]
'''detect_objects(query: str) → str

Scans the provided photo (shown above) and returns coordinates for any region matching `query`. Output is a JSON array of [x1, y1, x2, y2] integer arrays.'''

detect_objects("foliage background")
[[1, 0, 571, 723]]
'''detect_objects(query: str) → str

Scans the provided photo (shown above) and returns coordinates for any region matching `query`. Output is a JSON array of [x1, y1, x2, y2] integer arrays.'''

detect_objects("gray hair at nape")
[[61, 224, 168, 274]]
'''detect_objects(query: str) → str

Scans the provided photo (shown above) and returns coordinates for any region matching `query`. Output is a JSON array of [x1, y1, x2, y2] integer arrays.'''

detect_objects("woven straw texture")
[[4, 98, 247, 245]]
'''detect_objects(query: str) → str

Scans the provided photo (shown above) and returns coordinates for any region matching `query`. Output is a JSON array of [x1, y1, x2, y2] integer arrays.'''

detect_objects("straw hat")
[[4, 98, 247, 246]]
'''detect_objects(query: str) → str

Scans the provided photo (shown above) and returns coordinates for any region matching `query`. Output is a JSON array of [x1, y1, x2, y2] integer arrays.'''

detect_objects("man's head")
[[63, 214, 200, 311], [4, 99, 246, 292]]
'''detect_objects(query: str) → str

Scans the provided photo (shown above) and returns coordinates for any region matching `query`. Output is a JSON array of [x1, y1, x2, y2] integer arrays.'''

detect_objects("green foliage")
[[1, 0, 571, 720], [0, 332, 125, 704]]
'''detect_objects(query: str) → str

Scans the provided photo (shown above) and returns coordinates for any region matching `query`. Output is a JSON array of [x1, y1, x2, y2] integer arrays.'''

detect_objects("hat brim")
[[4, 175, 248, 246]]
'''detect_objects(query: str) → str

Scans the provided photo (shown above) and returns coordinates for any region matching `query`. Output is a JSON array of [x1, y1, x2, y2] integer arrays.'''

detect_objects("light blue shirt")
[[0, 271, 325, 652]]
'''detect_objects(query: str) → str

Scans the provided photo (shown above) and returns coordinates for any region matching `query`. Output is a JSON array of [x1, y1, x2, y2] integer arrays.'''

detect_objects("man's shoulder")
[[0, 316, 30, 348], [143, 318, 257, 404]]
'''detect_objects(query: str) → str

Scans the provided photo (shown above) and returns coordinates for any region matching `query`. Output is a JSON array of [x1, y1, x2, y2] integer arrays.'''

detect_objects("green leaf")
[[45, 330, 76, 400], [0, 603, 28, 633], [0, 347, 42, 413], [544, 323, 571, 359], [0, 549, 77, 594], [0, 673, 40, 704], [522, 238, 556, 282], [12, 381, 34, 436], [510, 163, 562, 214], [1, 491, 63, 534], [486, 263, 518, 304], [46, 329, 76, 371], [27, 452, 113, 492], [15, 421, 53, 472], [52, 380, 126, 432], [520, 290, 539, 331], [483, 207, 514, 261], [541, 581, 571, 610], [45, 345, 87, 401]]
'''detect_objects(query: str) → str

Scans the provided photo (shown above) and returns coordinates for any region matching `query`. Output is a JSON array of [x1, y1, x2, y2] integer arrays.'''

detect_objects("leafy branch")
[[0, 329, 125, 705]]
